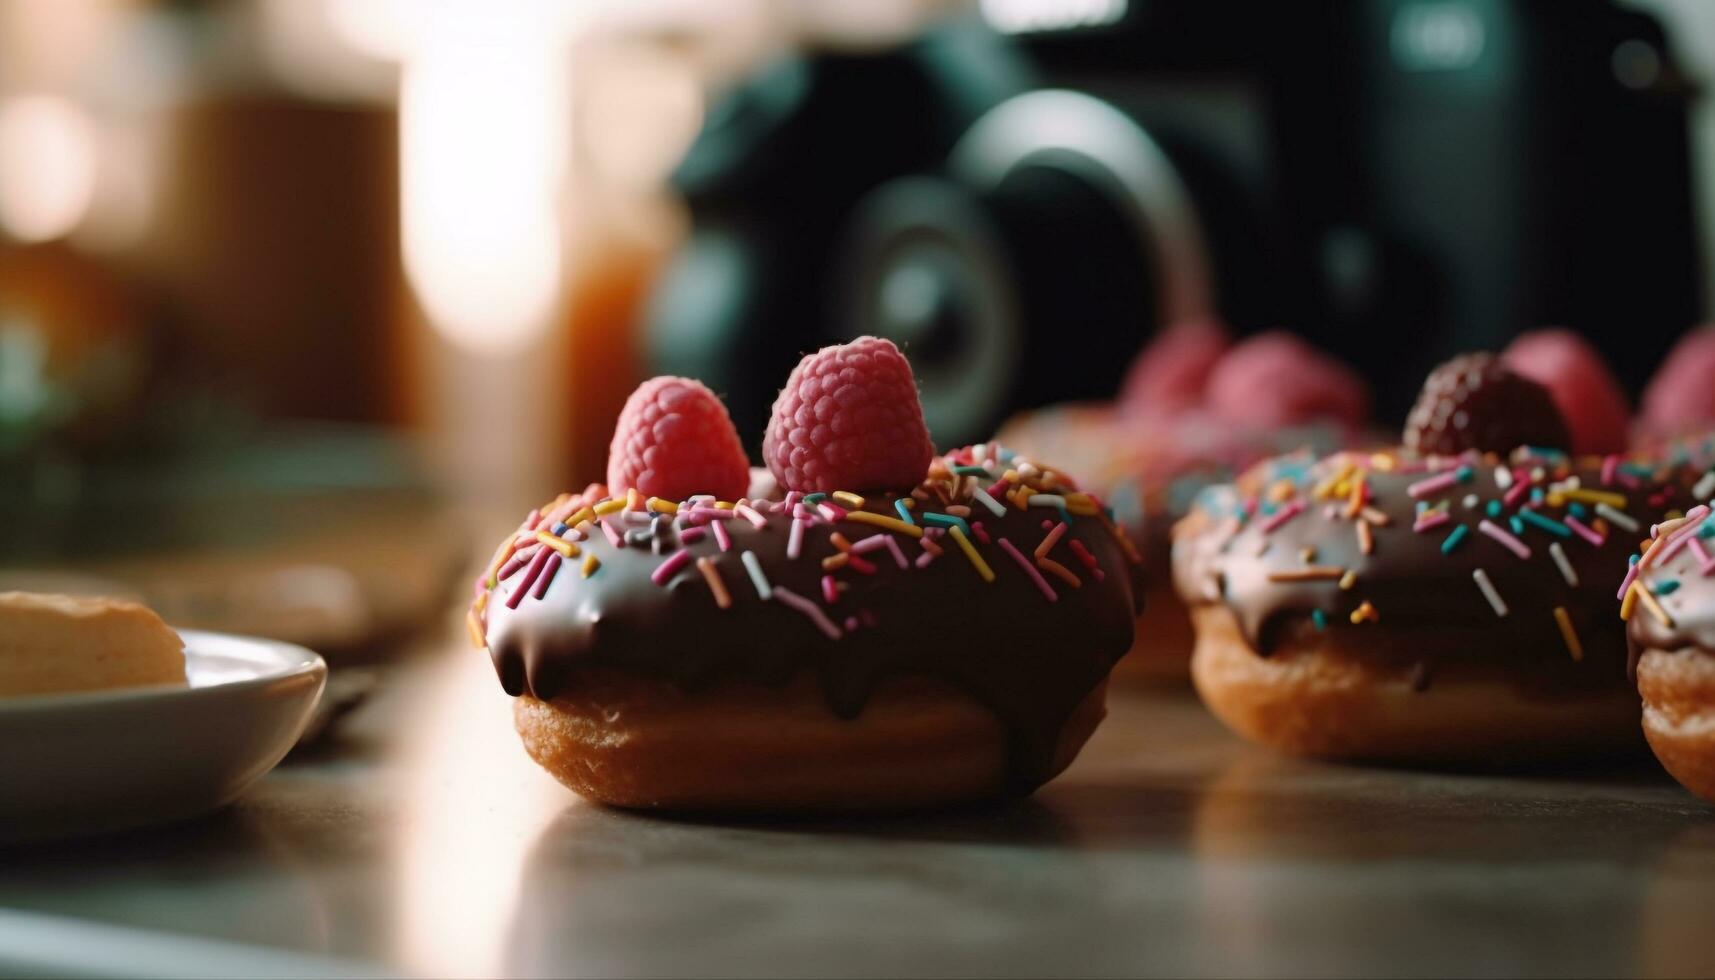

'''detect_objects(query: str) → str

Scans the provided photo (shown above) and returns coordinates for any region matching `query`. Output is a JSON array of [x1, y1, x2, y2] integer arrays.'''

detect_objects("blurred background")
[[1, 0, 1711, 655]]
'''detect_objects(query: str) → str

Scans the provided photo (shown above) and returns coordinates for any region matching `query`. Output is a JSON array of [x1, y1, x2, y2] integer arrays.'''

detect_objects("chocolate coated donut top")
[[1176, 447, 1694, 691], [470, 446, 1144, 792]]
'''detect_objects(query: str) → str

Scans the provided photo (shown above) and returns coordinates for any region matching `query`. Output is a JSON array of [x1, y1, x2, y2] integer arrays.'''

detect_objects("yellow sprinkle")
[[483, 539, 516, 588], [1349, 600, 1378, 624], [581, 554, 599, 578], [626, 488, 641, 511], [594, 499, 625, 516], [566, 507, 595, 528], [899, 497, 916, 510], [1339, 570, 1357, 591], [1268, 479, 1296, 503], [466, 609, 486, 649], [830, 532, 854, 552], [947, 526, 995, 583], [646, 497, 678, 515], [1065, 497, 1099, 516], [1356, 518, 1374, 555], [1620, 581, 1641, 621], [1553, 607, 1584, 661], [822, 553, 850, 571], [714, 501, 734, 510], [1546, 493, 1565, 508], [696, 557, 732, 609], [844, 511, 924, 538], [1560, 488, 1628, 508], [1370, 453, 1397, 472], [1037, 556, 1081, 588], [1314, 462, 1356, 500], [535, 531, 579, 558], [1635, 584, 1675, 629], [474, 592, 487, 614], [831, 491, 865, 509]]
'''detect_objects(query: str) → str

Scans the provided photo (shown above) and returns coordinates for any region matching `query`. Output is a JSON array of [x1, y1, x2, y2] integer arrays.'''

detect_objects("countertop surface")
[[4, 639, 1714, 979]]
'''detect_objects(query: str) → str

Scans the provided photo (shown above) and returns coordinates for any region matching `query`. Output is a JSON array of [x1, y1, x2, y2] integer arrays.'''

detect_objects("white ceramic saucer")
[[0, 630, 326, 842]]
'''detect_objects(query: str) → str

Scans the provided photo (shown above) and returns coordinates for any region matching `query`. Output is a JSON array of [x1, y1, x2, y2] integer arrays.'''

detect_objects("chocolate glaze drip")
[[482, 501, 1142, 792], [1176, 450, 1685, 695]]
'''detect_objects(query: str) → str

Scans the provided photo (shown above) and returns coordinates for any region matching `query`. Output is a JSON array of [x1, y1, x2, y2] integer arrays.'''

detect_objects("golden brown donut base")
[[515, 669, 1108, 813], [1111, 584, 1194, 685], [1637, 647, 1715, 804], [1190, 605, 1643, 765]]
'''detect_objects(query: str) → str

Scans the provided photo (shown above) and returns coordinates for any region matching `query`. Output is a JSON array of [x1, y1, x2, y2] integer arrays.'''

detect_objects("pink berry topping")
[[1640, 326, 1715, 439], [763, 336, 935, 493], [1502, 329, 1630, 456], [1117, 318, 1229, 420], [607, 376, 750, 503], [1205, 331, 1370, 430]]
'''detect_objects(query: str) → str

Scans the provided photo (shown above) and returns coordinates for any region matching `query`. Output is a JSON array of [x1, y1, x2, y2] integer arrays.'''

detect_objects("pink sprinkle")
[[989, 479, 1011, 497], [1069, 538, 1106, 580], [497, 548, 537, 582], [691, 507, 736, 521], [523, 508, 542, 531], [785, 491, 802, 510], [600, 518, 624, 548], [920, 535, 944, 556], [712, 519, 732, 552], [1407, 472, 1459, 499], [883, 536, 908, 569], [914, 550, 937, 569], [847, 554, 878, 575], [1477, 519, 1531, 559], [735, 504, 767, 528], [531, 554, 561, 599], [844, 616, 860, 631], [818, 502, 847, 522], [946, 504, 972, 518], [851, 534, 890, 554], [1323, 504, 1340, 519], [772, 586, 842, 640], [651, 549, 693, 585], [972, 521, 992, 544], [1601, 455, 1619, 486], [680, 526, 708, 544], [1502, 477, 1531, 509], [506, 547, 553, 609], [998, 537, 1057, 602], [1617, 471, 1641, 490], [1564, 516, 1605, 547], [793, 503, 812, 522], [788, 518, 806, 559], [1413, 510, 1451, 534], [1689, 536, 1713, 574], [1616, 560, 1640, 600], [821, 575, 839, 604], [1260, 500, 1305, 534]]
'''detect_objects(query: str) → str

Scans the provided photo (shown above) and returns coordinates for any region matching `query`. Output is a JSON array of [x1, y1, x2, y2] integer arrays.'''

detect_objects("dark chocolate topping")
[[477, 468, 1143, 792], [1180, 448, 1689, 692]]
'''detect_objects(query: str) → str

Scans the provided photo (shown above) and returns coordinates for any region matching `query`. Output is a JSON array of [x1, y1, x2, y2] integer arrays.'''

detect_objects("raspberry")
[[606, 377, 750, 503], [1205, 331, 1370, 430], [1403, 352, 1570, 456], [763, 336, 934, 493], [1502, 329, 1630, 455], [1117, 318, 1229, 420], [1640, 326, 1715, 439]]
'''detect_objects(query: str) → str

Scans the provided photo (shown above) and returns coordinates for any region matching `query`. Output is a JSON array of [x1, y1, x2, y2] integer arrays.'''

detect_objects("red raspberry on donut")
[[1205, 331, 1370, 430], [1640, 326, 1715, 439], [1404, 352, 1570, 456], [763, 336, 934, 493], [1502, 329, 1630, 456], [1118, 318, 1229, 420], [607, 376, 751, 503]]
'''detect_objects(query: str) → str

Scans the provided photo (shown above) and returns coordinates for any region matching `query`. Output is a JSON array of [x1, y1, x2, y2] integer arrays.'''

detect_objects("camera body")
[[647, 1, 1702, 449]]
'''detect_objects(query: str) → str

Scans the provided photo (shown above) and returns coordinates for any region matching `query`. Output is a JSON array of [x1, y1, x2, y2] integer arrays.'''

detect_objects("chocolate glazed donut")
[[1178, 447, 1692, 765], [472, 450, 1145, 811]]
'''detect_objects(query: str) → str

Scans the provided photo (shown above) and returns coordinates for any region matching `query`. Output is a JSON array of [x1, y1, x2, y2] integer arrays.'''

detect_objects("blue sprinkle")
[[1456, 465, 1474, 483], [802, 492, 828, 505], [922, 513, 971, 535], [1442, 525, 1470, 554], [1486, 500, 1503, 518], [1058, 504, 1074, 526], [1311, 609, 1328, 631], [1700, 522, 1715, 540], [1657, 579, 1681, 595], [1509, 516, 1525, 536], [951, 465, 991, 476], [893, 498, 915, 526], [1630, 553, 1641, 566], [1518, 509, 1573, 539], [1530, 488, 1545, 504], [1569, 502, 1589, 519], [552, 522, 569, 535]]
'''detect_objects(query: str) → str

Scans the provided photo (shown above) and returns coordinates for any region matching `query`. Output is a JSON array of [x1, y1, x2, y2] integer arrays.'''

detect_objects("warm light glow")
[[395, 648, 568, 977], [980, 0, 1127, 33], [0, 96, 98, 242], [399, 2, 571, 356]]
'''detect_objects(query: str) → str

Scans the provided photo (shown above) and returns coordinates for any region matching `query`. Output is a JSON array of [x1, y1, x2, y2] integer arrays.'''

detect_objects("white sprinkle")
[[787, 518, 806, 559], [740, 550, 772, 600], [1473, 568, 1509, 617], [972, 487, 1007, 517], [1695, 470, 1715, 501], [1028, 493, 1067, 509], [1495, 466, 1514, 490], [1462, 494, 1479, 509], [1595, 502, 1639, 533], [1549, 542, 1579, 587]]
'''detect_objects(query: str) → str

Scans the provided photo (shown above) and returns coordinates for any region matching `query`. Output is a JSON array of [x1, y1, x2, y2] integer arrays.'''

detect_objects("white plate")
[[0, 630, 326, 842]]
